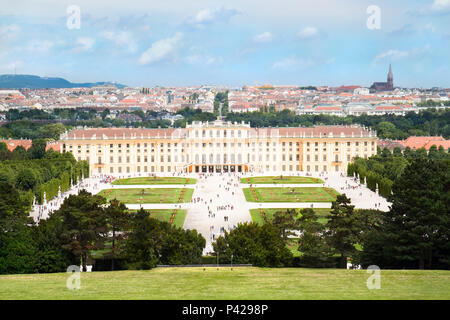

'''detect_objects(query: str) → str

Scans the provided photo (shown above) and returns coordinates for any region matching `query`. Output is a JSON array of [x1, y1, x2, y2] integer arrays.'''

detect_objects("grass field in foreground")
[[112, 177, 196, 185], [98, 188, 193, 203], [0, 268, 448, 300], [250, 208, 330, 226], [243, 187, 339, 203], [241, 176, 324, 184]]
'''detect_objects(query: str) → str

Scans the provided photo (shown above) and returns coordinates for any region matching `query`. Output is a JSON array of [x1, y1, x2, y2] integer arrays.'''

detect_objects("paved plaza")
[[29, 171, 391, 254]]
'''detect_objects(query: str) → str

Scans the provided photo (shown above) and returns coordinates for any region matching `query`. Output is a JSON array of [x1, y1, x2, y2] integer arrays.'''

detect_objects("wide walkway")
[[183, 173, 252, 253]]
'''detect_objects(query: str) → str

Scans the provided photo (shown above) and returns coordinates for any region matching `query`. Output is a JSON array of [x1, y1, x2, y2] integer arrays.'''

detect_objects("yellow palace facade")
[[59, 120, 377, 175]]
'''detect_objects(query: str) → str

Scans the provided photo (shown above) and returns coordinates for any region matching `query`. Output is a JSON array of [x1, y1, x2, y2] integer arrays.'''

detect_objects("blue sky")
[[0, 0, 449, 88]]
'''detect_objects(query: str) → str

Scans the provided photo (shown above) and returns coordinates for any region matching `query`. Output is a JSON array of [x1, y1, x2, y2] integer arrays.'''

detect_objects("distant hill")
[[0, 74, 127, 89]]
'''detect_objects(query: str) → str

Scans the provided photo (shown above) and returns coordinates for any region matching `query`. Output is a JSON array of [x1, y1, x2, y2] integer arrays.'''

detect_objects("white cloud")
[[432, 0, 450, 11], [139, 33, 183, 65], [0, 24, 20, 41], [374, 49, 409, 62], [74, 37, 95, 52], [374, 46, 432, 63], [185, 53, 223, 66], [100, 30, 137, 53], [272, 57, 315, 70], [27, 40, 54, 53], [253, 32, 273, 43], [187, 7, 239, 28], [297, 26, 319, 39]]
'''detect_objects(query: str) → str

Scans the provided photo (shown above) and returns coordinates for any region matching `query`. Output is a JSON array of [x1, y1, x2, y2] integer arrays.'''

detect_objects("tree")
[[271, 209, 298, 240], [160, 227, 205, 265], [212, 222, 292, 267], [31, 215, 75, 273], [297, 209, 332, 267], [104, 199, 130, 270], [0, 182, 36, 274], [56, 190, 108, 271], [125, 208, 167, 269], [15, 168, 38, 191], [382, 159, 450, 269], [37, 123, 66, 140], [28, 139, 47, 159], [325, 194, 362, 268], [376, 121, 397, 139], [11, 145, 28, 160]]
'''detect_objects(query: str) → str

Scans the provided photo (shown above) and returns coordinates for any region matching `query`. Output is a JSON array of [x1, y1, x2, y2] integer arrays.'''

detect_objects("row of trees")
[[0, 188, 206, 274], [214, 91, 229, 116], [0, 142, 88, 205], [225, 108, 450, 139], [348, 145, 450, 198], [2, 106, 450, 139], [358, 158, 450, 269]]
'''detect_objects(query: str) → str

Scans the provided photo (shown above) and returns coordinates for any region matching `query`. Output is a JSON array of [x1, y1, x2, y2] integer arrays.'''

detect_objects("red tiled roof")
[[0, 139, 32, 151], [423, 141, 450, 150], [315, 106, 342, 111], [399, 136, 447, 149], [46, 142, 61, 151], [375, 106, 403, 110], [66, 128, 176, 139]]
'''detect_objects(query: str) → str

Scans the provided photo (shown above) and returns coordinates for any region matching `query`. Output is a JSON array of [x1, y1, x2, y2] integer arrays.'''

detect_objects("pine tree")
[[383, 159, 450, 269], [325, 194, 362, 268]]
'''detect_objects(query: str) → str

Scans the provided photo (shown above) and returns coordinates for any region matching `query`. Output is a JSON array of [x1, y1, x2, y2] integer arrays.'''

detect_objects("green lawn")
[[0, 268, 448, 300], [98, 188, 194, 203], [127, 209, 187, 228], [112, 177, 196, 185], [250, 208, 330, 226], [243, 187, 339, 203], [241, 176, 324, 184]]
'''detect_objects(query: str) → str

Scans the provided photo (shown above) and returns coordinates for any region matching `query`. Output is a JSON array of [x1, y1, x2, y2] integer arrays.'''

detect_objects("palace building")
[[59, 120, 377, 175]]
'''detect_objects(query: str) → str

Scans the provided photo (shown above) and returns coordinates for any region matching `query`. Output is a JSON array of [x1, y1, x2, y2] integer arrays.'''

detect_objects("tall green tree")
[[124, 208, 167, 269], [297, 209, 332, 267], [325, 194, 362, 268], [56, 190, 108, 271], [0, 182, 36, 274], [104, 199, 130, 270], [382, 159, 450, 269], [271, 208, 298, 240], [28, 139, 47, 159], [213, 222, 292, 267]]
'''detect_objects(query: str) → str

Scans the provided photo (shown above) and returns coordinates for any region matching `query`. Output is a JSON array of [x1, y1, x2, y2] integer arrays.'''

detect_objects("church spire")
[[387, 64, 393, 90]]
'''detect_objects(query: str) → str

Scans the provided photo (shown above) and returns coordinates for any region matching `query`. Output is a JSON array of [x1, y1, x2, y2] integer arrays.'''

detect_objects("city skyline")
[[0, 0, 449, 88]]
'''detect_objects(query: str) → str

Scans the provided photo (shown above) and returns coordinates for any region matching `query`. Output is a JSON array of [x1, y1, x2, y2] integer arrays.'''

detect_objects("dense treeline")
[[0, 189, 205, 274], [225, 108, 450, 139], [173, 107, 216, 128], [0, 141, 88, 205], [357, 158, 450, 269], [2, 107, 449, 140], [0, 107, 218, 139], [347, 145, 450, 198]]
